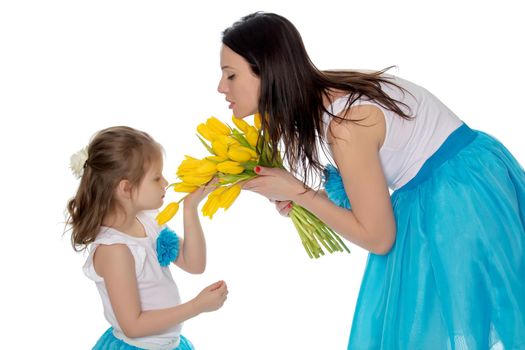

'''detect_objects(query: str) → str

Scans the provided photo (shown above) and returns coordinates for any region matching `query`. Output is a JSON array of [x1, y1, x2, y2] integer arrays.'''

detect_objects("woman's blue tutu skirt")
[[92, 328, 194, 350], [344, 124, 525, 349]]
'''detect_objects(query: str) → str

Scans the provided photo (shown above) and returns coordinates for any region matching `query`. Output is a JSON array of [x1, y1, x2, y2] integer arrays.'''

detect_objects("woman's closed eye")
[[227, 74, 236, 80]]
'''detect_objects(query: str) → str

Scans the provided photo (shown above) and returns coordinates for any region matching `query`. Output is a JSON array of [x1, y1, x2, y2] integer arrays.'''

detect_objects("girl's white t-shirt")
[[83, 211, 182, 350], [322, 75, 463, 190]]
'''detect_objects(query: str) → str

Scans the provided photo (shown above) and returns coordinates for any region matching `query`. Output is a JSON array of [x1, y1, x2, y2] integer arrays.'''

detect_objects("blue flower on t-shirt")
[[156, 227, 180, 267]]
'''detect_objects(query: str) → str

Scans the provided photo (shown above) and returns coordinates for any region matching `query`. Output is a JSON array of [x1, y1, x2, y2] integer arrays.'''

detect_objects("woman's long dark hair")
[[222, 12, 412, 185]]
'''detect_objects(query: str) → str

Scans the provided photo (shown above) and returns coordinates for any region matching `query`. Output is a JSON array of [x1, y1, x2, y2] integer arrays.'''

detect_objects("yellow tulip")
[[254, 113, 262, 130], [173, 182, 199, 193], [246, 127, 259, 147], [197, 123, 218, 141], [217, 161, 244, 175], [217, 135, 239, 146], [202, 196, 220, 219], [180, 174, 214, 186], [211, 139, 229, 158], [206, 155, 228, 163], [196, 159, 217, 176], [231, 115, 250, 133], [227, 147, 252, 162], [206, 116, 230, 136], [202, 187, 228, 219], [156, 202, 179, 225], [177, 156, 202, 173], [219, 184, 241, 210], [209, 186, 228, 198], [234, 145, 258, 158], [177, 159, 216, 177]]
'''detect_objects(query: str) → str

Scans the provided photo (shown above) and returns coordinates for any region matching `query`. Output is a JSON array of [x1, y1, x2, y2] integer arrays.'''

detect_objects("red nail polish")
[[254, 166, 261, 173]]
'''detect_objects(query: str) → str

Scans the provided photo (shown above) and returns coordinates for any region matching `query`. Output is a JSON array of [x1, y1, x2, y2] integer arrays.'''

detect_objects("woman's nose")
[[217, 79, 227, 94]]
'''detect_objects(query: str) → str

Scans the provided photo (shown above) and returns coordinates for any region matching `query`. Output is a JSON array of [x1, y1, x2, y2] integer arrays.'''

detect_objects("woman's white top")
[[83, 211, 182, 350], [322, 75, 462, 190]]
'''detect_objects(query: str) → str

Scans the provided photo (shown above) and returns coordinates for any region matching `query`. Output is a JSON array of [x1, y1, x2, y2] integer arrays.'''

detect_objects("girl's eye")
[[227, 74, 235, 80]]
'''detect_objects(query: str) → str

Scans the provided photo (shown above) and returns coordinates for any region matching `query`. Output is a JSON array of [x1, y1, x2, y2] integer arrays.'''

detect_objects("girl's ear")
[[116, 179, 132, 200]]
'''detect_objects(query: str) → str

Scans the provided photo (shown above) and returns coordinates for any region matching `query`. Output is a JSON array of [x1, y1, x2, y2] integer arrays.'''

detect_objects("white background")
[[1, 0, 524, 349]]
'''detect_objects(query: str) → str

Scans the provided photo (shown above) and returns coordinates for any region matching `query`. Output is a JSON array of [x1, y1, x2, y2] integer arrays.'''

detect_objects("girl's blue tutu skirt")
[[344, 124, 525, 349], [93, 327, 194, 350]]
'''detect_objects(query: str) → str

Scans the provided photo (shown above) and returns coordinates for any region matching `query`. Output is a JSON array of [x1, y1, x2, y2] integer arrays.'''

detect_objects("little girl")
[[66, 126, 228, 349]]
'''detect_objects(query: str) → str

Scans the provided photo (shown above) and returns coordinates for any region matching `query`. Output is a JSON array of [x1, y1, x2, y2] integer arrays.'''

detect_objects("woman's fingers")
[[242, 176, 263, 191], [276, 200, 292, 217]]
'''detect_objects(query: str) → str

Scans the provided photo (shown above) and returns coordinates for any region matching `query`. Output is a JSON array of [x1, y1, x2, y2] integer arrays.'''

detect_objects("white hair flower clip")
[[70, 147, 89, 179]]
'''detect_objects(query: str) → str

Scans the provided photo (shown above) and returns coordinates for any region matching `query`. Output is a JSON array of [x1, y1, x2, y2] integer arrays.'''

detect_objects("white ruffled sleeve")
[[82, 234, 147, 282]]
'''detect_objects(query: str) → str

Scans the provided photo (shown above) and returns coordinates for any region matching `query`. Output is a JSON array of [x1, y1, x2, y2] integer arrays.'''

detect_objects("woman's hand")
[[243, 166, 306, 202], [271, 199, 293, 217]]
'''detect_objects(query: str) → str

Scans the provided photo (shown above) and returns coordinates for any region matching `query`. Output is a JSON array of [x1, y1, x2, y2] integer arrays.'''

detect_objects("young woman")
[[218, 12, 525, 349]]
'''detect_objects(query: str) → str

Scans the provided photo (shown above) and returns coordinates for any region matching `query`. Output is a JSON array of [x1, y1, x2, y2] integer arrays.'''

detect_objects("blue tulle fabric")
[[326, 124, 525, 349], [156, 227, 180, 267], [92, 327, 194, 350]]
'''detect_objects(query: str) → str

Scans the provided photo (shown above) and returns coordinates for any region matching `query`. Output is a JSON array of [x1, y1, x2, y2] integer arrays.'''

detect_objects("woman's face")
[[218, 45, 260, 119]]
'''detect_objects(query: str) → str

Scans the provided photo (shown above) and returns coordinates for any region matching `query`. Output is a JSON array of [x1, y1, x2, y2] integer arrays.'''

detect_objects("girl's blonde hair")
[[66, 126, 162, 252]]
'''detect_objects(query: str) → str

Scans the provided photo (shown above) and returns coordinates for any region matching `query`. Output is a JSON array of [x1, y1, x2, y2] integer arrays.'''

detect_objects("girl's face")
[[218, 45, 260, 119], [133, 157, 168, 211]]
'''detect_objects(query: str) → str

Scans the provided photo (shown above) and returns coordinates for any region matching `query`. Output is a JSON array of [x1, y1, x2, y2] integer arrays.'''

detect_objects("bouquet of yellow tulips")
[[157, 114, 350, 259]]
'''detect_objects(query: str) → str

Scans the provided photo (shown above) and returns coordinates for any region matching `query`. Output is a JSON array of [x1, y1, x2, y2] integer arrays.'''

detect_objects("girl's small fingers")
[[208, 177, 220, 185], [210, 280, 224, 290], [203, 178, 219, 189]]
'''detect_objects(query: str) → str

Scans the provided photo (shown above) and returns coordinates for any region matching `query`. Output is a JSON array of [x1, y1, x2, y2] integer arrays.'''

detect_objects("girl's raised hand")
[[192, 280, 228, 313], [183, 178, 219, 209], [243, 166, 305, 202]]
